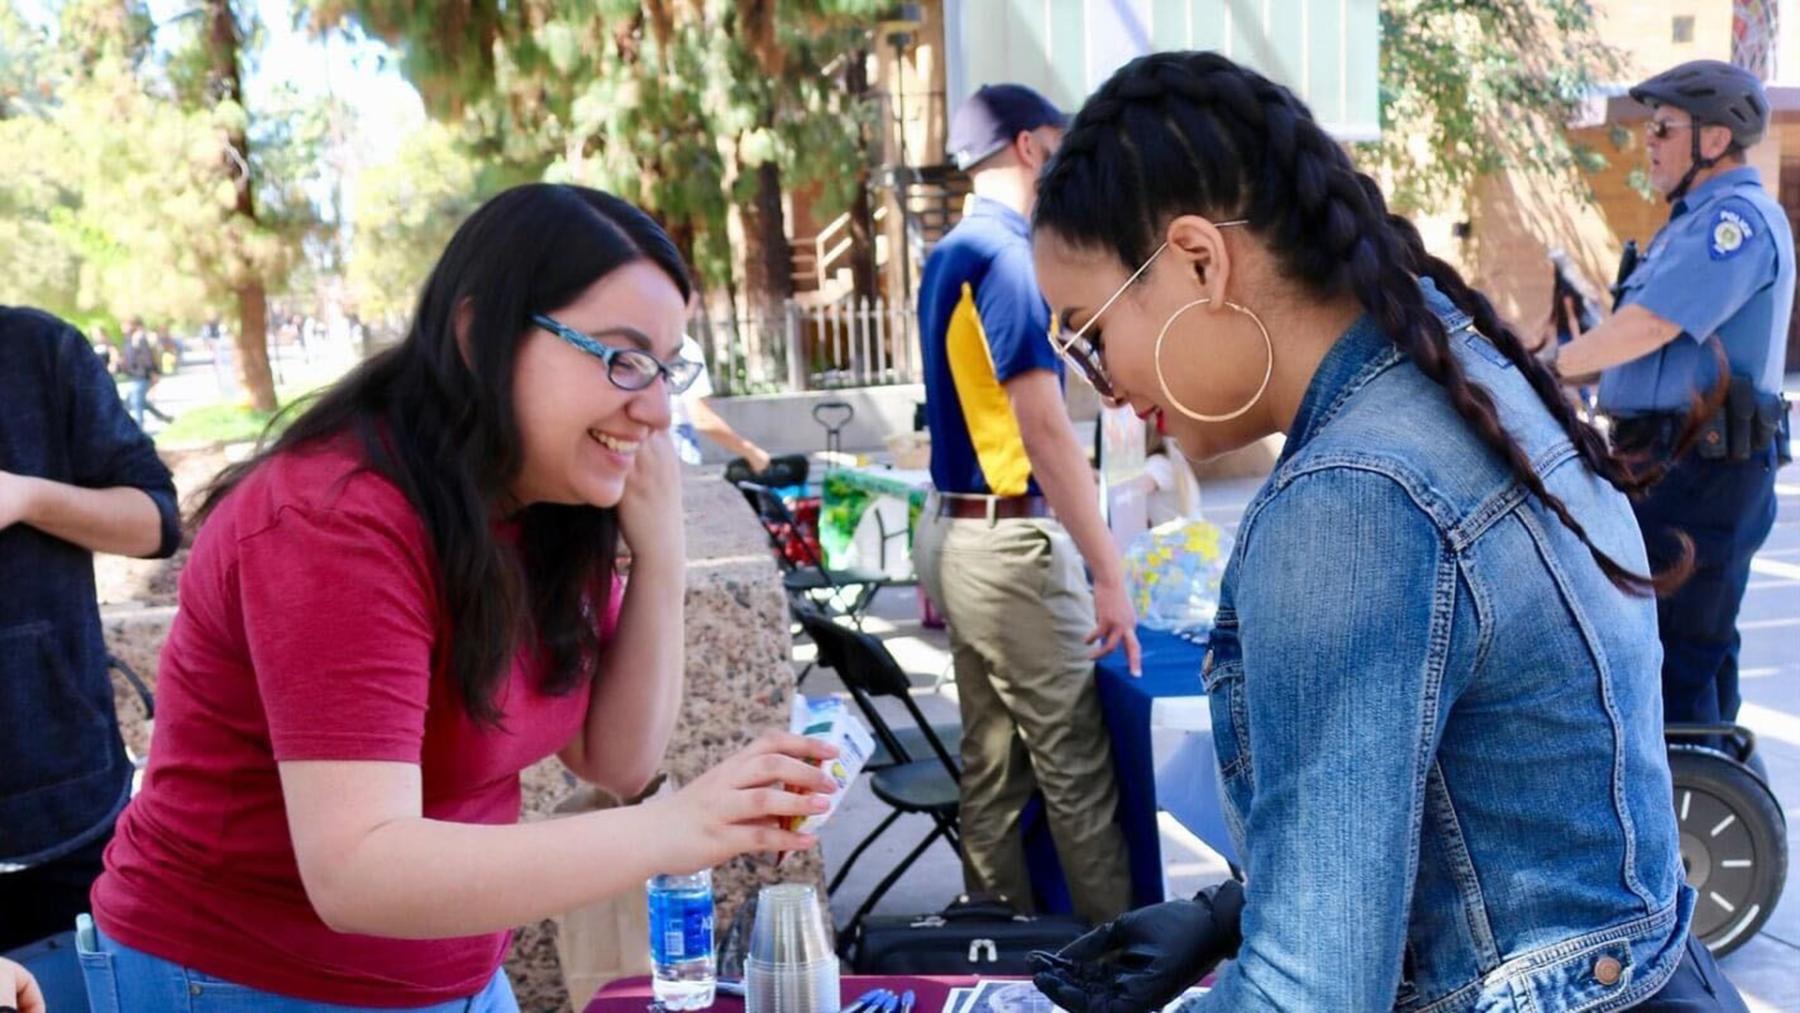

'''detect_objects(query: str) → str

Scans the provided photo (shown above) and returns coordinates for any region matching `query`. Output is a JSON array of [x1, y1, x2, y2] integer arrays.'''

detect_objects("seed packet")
[[784, 694, 874, 836]]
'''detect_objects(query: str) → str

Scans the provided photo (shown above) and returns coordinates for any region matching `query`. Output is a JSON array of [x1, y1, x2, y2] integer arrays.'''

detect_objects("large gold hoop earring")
[[1153, 298, 1274, 423]]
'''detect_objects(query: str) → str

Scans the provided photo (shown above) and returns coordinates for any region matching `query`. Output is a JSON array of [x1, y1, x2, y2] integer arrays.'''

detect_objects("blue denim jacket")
[[0, 308, 180, 867], [1190, 282, 1689, 1011]]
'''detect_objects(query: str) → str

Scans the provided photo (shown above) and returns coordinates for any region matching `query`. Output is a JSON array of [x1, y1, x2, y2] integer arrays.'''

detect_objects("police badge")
[[1710, 207, 1754, 259]]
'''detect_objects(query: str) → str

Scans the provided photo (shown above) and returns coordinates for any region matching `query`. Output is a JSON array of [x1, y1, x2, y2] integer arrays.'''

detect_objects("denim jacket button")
[[190, 982, 204, 997], [1593, 956, 1623, 986]]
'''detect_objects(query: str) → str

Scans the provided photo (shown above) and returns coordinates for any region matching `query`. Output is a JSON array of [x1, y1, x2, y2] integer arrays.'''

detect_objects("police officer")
[[1555, 60, 1793, 728]]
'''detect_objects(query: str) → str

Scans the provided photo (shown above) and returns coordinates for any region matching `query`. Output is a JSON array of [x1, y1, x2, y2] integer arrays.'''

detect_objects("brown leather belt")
[[937, 494, 1052, 520]]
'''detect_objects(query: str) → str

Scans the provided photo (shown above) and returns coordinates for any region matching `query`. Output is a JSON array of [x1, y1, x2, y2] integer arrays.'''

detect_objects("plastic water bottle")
[[647, 870, 716, 1009]]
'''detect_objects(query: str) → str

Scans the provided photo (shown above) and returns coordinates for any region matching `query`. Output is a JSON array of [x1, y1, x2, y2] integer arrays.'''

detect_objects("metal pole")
[[786, 301, 806, 391]]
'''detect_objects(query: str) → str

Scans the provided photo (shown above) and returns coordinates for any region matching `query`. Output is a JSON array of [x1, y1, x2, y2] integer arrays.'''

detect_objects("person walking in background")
[[121, 318, 172, 429], [914, 83, 1138, 926], [92, 326, 119, 375], [1535, 250, 1602, 410]]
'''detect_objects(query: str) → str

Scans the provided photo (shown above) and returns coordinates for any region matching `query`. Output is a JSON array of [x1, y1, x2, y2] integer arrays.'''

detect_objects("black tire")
[[1668, 746, 1788, 957]]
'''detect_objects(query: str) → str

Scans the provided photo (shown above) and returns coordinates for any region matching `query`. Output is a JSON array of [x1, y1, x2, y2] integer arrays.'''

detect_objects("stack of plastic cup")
[[744, 884, 840, 1013]]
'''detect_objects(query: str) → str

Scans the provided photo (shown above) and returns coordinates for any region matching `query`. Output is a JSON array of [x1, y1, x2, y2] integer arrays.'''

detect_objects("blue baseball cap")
[[947, 83, 1070, 171]]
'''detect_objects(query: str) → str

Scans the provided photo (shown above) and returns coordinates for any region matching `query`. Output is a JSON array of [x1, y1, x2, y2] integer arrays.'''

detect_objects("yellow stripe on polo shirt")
[[946, 282, 1032, 497]]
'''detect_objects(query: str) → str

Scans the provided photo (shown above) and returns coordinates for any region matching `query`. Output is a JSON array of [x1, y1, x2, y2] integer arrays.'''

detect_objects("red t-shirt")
[[92, 438, 620, 1007]]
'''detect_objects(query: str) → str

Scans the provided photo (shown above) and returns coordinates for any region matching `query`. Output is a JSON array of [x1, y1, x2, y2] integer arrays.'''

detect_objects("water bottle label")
[[648, 889, 714, 965]]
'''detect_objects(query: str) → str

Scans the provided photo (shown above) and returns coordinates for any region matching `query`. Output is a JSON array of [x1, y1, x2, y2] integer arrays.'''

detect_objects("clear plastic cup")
[[747, 884, 833, 965], [744, 956, 839, 1013], [744, 884, 838, 1013]]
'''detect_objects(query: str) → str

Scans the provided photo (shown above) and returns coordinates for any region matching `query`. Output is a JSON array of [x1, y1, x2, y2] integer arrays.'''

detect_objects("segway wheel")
[[1669, 747, 1787, 957]]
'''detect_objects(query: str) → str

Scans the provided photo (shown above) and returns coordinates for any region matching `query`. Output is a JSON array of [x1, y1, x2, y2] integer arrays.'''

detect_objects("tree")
[[200, 0, 277, 410], [310, 0, 883, 320], [0, 0, 321, 408], [1358, 0, 1623, 214], [346, 119, 491, 321], [0, 5, 82, 321]]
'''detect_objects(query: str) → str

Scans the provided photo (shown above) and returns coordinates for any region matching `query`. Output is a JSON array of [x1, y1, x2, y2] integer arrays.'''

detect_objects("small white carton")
[[785, 695, 876, 836]]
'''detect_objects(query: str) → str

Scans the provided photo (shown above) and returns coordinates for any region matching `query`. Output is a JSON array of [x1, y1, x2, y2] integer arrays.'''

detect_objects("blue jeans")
[[1635, 448, 1780, 725], [75, 916, 519, 1013], [125, 378, 169, 428]]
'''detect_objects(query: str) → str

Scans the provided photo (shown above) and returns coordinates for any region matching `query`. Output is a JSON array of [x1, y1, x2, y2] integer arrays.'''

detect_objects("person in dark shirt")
[[121, 318, 172, 428], [0, 305, 181, 951]]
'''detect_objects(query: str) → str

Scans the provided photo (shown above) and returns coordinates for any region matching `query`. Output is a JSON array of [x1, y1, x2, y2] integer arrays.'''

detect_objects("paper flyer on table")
[[943, 980, 1208, 1013]]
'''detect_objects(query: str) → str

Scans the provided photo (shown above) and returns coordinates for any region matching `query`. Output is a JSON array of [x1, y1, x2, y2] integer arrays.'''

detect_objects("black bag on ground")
[[847, 895, 1088, 976]]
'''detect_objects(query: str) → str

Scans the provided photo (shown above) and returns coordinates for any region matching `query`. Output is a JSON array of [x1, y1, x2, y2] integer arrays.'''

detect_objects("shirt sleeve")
[[679, 336, 714, 403], [975, 245, 1060, 383], [58, 325, 181, 557], [237, 498, 440, 763], [1626, 197, 1778, 343], [1191, 469, 1446, 1011]]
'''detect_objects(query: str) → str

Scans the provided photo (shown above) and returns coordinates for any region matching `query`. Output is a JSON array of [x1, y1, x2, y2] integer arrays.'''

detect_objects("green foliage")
[[346, 120, 491, 319], [320, 0, 885, 293], [0, 0, 323, 330], [1357, 0, 1624, 212], [154, 400, 281, 448], [154, 380, 318, 447]]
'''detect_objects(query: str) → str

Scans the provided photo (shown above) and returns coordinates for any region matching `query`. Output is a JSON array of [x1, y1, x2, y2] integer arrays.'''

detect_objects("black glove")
[[1030, 880, 1245, 1013]]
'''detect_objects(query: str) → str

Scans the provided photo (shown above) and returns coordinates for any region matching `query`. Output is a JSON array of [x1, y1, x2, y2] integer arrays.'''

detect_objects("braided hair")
[[1036, 51, 1686, 595]]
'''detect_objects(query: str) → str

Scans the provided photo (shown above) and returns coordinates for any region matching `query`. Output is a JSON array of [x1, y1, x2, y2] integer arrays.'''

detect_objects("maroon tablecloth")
[[584, 974, 994, 1012]]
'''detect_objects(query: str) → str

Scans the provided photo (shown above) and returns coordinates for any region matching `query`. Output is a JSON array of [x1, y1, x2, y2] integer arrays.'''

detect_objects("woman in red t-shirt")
[[80, 184, 839, 1011]]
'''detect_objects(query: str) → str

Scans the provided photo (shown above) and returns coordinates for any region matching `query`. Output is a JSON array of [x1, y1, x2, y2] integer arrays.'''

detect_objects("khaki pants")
[[915, 501, 1131, 924]]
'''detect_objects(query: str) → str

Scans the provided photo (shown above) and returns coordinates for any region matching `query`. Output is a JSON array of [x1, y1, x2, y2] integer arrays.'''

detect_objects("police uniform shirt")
[[1599, 166, 1795, 414], [917, 196, 1062, 497]]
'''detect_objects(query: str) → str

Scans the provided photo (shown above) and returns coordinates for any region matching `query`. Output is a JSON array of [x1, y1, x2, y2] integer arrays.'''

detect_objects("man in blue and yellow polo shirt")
[[914, 84, 1136, 924]]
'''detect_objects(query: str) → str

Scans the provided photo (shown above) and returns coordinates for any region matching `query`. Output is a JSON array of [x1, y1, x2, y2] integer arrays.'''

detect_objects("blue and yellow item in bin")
[[1122, 518, 1232, 637]]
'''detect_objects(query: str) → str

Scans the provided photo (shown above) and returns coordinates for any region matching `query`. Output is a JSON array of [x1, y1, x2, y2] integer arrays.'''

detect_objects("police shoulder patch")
[[1709, 202, 1759, 260]]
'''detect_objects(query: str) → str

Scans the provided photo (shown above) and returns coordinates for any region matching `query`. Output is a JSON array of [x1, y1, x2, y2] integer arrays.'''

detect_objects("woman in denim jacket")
[[1029, 52, 1743, 1012]]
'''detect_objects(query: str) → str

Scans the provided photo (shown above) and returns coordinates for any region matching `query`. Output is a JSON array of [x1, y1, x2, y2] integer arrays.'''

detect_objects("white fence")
[[692, 297, 921, 396]]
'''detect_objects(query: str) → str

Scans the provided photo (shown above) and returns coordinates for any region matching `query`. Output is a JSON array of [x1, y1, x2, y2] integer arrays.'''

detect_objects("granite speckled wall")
[[658, 471, 825, 929]]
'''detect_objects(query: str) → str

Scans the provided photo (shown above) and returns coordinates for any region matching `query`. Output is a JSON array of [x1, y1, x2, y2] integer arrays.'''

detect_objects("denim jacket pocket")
[[1201, 608, 1249, 778], [1504, 937, 1637, 1012]]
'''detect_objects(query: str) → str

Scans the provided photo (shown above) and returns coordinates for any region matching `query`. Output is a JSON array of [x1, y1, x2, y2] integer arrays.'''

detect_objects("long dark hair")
[[1036, 51, 1684, 595], [198, 183, 693, 722]]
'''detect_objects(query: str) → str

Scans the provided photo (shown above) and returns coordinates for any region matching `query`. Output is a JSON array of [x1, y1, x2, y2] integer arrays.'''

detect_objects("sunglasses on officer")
[[1645, 118, 1697, 140]]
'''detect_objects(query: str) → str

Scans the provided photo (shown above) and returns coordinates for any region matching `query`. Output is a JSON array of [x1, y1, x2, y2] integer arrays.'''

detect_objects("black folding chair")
[[791, 605, 962, 943], [788, 601, 961, 772], [108, 654, 154, 775], [737, 480, 897, 625]]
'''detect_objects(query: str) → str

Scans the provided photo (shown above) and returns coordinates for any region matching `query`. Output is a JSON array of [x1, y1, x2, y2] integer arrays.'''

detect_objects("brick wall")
[[1593, 0, 1734, 80]]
